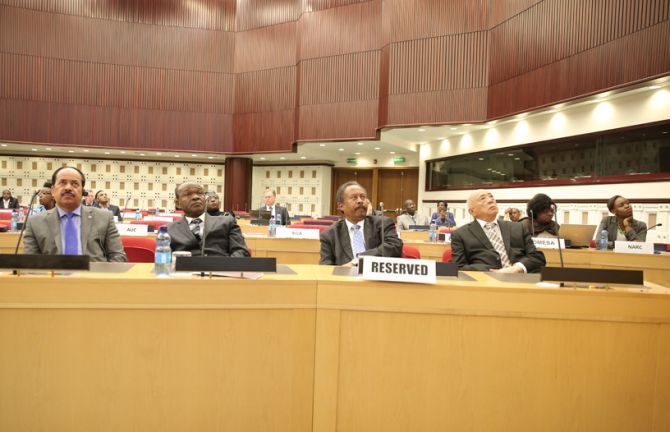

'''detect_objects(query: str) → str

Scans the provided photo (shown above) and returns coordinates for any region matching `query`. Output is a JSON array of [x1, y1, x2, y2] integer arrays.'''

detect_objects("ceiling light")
[[175, 155, 180, 158], [436, 137, 446, 140], [280, 157, 285, 160], [139, 153, 145, 156], [191, 154, 197, 157], [463, 123, 472, 126], [338, 148, 344, 151], [260, 157, 266, 160], [508, 153, 514, 156], [554, 103, 565, 109], [390, 151, 396, 154], [319, 144, 326, 147], [68, 150, 74, 153], [120, 151, 126, 154], [648, 85, 661, 90], [31, 148, 37, 151], [156, 152, 162, 156], [357, 142, 364, 146], [516, 113, 527, 119], [0, 144, 7, 147], [45, 147, 52, 150], [355, 152, 360, 155], [208, 156, 213, 159], [487, 120, 497, 125], [418, 128, 426, 132], [597, 91, 611, 99], [83, 149, 89, 152], [514, 157, 520, 161], [300, 156, 306, 160], [487, 168, 492, 171], [450, 127, 457, 130], [374, 147, 381, 150], [104, 152, 110, 155], [478, 157, 484, 161]]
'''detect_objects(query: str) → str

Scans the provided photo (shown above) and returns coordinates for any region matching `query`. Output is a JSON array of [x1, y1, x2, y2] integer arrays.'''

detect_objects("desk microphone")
[[125, 194, 133, 209], [379, 202, 385, 257], [637, 223, 662, 236], [553, 205, 564, 268], [530, 209, 535, 237], [200, 219, 207, 257], [14, 190, 40, 254]]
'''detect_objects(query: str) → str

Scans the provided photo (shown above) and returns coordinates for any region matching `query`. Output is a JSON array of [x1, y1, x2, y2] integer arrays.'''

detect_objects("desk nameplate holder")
[[541, 266, 644, 289], [175, 256, 277, 279], [0, 254, 90, 277], [357, 258, 459, 277]]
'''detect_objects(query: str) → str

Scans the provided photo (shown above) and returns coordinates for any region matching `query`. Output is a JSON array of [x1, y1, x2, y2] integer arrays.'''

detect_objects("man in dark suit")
[[1, 189, 20, 209], [167, 182, 249, 257], [23, 167, 127, 262], [93, 190, 122, 219], [320, 181, 402, 266], [451, 189, 545, 273], [258, 189, 290, 225]]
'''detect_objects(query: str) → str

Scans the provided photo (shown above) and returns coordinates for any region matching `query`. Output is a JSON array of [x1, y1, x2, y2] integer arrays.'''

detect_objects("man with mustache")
[[319, 181, 402, 266], [23, 167, 127, 262], [450, 189, 545, 273], [167, 182, 249, 257]]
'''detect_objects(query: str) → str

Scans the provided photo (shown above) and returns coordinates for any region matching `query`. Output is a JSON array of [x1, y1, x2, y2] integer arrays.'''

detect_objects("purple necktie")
[[64, 213, 78, 255]]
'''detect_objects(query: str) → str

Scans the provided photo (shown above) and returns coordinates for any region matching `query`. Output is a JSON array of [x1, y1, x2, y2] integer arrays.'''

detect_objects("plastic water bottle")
[[268, 216, 276, 237], [154, 226, 172, 277], [276, 212, 282, 226], [597, 229, 608, 251], [135, 209, 141, 220], [429, 220, 437, 243], [10, 210, 18, 232]]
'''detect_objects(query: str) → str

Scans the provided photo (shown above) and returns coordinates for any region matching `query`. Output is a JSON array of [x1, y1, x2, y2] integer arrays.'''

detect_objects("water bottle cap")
[[158, 226, 168, 233]]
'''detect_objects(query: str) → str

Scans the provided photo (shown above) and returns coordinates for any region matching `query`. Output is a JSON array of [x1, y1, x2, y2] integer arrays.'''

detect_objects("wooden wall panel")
[[233, 110, 295, 153], [298, 100, 378, 141], [224, 157, 253, 211], [383, 0, 488, 42], [0, 5, 235, 72], [378, 168, 419, 211], [487, 0, 542, 27], [299, 0, 381, 59], [303, 0, 371, 13], [235, 67, 296, 113], [235, 0, 300, 31], [0, 0, 237, 30], [234, 22, 297, 72], [387, 88, 488, 126]]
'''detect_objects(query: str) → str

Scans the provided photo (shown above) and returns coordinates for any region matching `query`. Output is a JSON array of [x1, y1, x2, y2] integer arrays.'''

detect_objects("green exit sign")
[[346, 158, 358, 164], [393, 156, 406, 164]]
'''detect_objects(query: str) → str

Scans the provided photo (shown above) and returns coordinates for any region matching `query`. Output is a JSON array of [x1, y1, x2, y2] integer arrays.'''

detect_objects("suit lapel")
[[177, 218, 194, 241], [81, 206, 92, 255], [468, 221, 494, 249], [499, 220, 511, 253], [46, 209, 63, 254], [363, 216, 376, 249], [338, 221, 354, 262]]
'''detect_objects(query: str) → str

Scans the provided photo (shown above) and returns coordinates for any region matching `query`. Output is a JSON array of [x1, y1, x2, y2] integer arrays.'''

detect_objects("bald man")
[[450, 189, 545, 273]]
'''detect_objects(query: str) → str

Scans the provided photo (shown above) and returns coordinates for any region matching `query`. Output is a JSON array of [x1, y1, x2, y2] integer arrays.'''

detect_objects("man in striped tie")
[[450, 189, 545, 273]]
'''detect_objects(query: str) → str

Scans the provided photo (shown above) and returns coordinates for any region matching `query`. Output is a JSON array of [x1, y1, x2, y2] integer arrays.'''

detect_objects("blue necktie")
[[351, 224, 366, 257], [64, 212, 78, 255]]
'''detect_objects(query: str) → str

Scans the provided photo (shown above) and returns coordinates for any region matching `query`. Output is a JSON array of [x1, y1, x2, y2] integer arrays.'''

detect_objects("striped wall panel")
[[388, 31, 489, 95], [383, 0, 488, 42], [234, 22, 297, 72], [0, 5, 235, 73], [299, 51, 380, 105], [233, 110, 295, 152], [0, 0, 236, 31], [235, 0, 301, 31], [487, 0, 542, 27], [302, 0, 372, 13], [0, 53, 235, 114], [299, 0, 381, 59], [298, 100, 378, 141], [489, 0, 670, 85], [235, 66, 296, 113], [387, 87, 488, 125]]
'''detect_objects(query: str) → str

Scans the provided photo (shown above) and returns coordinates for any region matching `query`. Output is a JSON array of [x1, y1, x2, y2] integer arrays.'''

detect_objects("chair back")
[[402, 245, 421, 259], [290, 223, 329, 232], [442, 249, 453, 263], [121, 236, 156, 263]]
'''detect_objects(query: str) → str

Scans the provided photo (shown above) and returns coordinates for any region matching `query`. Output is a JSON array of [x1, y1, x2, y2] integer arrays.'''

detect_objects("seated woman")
[[597, 195, 647, 249], [430, 201, 456, 227], [520, 193, 559, 237]]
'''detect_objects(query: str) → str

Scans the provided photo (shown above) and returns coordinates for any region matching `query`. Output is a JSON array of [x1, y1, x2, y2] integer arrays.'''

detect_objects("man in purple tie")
[[23, 167, 127, 262]]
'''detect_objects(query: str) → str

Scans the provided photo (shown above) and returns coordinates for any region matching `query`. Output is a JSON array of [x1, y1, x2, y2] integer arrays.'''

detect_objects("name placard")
[[531, 237, 566, 249], [116, 223, 149, 236], [122, 212, 139, 219], [361, 256, 436, 284], [614, 241, 654, 255], [275, 226, 321, 239]]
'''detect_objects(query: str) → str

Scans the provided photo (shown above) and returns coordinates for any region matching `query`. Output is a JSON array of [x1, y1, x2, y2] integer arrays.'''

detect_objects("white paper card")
[[122, 212, 139, 219], [275, 226, 321, 239], [614, 241, 654, 254], [361, 256, 436, 284], [116, 223, 148, 236], [531, 237, 565, 249]]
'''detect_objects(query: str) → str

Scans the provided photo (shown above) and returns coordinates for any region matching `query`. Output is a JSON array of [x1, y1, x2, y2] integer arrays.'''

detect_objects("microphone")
[[125, 194, 132, 209], [553, 205, 564, 268], [379, 201, 385, 257], [530, 209, 535, 237], [14, 190, 40, 254], [637, 223, 662, 236], [200, 219, 207, 257]]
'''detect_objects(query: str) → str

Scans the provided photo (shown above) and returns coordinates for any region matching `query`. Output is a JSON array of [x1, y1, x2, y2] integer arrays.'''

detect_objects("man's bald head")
[[467, 189, 499, 222]]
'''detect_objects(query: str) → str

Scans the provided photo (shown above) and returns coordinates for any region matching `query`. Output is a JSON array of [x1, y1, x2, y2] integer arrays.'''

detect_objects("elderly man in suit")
[[1, 189, 20, 209], [93, 190, 122, 219], [320, 181, 402, 266], [23, 167, 127, 262], [258, 189, 290, 225], [450, 189, 545, 273], [167, 182, 249, 257]]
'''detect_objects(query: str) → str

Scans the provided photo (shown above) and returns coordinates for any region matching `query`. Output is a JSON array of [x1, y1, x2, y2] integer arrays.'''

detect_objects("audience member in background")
[[504, 207, 522, 222], [205, 191, 224, 216], [433, 206, 456, 228], [82, 189, 95, 206], [23, 167, 127, 262], [168, 182, 249, 257], [430, 201, 456, 227], [519, 194, 559, 238], [93, 190, 121, 219], [365, 198, 383, 216], [596, 195, 647, 249], [320, 181, 402, 266], [450, 189, 545, 273], [1, 189, 20, 209], [258, 189, 290, 225], [396, 199, 430, 230], [29, 182, 56, 216]]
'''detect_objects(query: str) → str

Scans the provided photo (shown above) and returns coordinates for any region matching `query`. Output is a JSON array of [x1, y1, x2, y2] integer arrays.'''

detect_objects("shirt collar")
[[345, 218, 365, 231], [477, 218, 497, 229], [56, 205, 82, 218], [185, 212, 206, 224]]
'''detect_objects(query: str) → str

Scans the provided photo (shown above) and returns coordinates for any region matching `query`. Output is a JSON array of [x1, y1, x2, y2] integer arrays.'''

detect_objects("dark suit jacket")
[[167, 215, 249, 257], [94, 203, 121, 218], [23, 206, 127, 262], [0, 197, 20, 209], [257, 205, 290, 225], [451, 220, 546, 273], [319, 215, 403, 265]]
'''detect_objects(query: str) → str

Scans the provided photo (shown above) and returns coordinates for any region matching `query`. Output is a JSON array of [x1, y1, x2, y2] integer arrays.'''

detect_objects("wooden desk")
[[1, 265, 668, 431]]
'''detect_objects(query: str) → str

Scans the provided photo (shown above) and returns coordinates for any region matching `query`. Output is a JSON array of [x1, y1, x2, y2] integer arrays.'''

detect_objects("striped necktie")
[[351, 224, 366, 257], [190, 218, 202, 242], [484, 222, 511, 268]]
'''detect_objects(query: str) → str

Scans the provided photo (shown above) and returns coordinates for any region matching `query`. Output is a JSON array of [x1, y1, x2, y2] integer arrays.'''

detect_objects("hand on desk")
[[491, 266, 524, 274]]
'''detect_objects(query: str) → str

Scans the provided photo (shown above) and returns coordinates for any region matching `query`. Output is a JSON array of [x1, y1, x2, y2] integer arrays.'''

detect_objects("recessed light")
[[648, 85, 661, 90], [338, 148, 344, 151], [355, 152, 360, 155], [463, 123, 472, 126], [68, 150, 75, 153], [487, 168, 492, 171], [374, 147, 381, 150], [554, 103, 565, 109], [597, 91, 611, 99], [450, 127, 457, 131], [120, 151, 126, 154], [0, 144, 7, 147], [320, 144, 326, 147], [487, 120, 497, 125], [191, 154, 197, 157], [208, 156, 213, 159], [389, 151, 396, 154], [260, 157, 266, 160], [175, 155, 180, 158], [83, 149, 89, 152], [31, 148, 38, 151], [300, 156, 306, 160], [508, 153, 514, 156], [357, 142, 364, 146], [156, 152, 162, 156], [418, 128, 426, 132], [478, 157, 484, 161], [139, 153, 145, 156], [280, 157, 285, 160], [516, 113, 527, 119], [436, 137, 446, 140], [514, 157, 520, 160], [45, 147, 52, 150], [104, 152, 110, 155]]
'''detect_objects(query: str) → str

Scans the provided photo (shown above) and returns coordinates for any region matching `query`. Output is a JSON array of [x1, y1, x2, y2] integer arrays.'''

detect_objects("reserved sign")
[[531, 237, 566, 249], [275, 226, 320, 239], [361, 256, 436, 284], [614, 241, 654, 255], [116, 223, 149, 236]]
